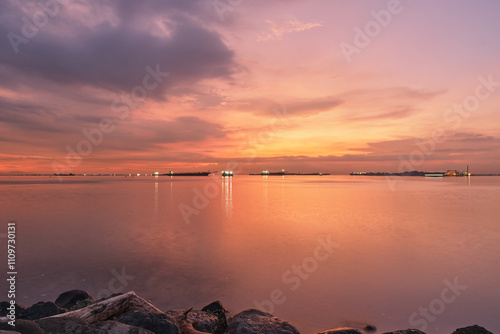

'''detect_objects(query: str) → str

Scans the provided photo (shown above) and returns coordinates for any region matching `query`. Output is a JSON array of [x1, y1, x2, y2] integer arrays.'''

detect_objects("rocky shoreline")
[[0, 290, 493, 334]]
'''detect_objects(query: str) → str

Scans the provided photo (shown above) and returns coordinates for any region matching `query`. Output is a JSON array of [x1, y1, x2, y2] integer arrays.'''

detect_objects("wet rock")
[[19, 301, 67, 320], [316, 328, 363, 334], [35, 317, 88, 334], [382, 330, 426, 334], [116, 310, 180, 334], [166, 309, 217, 333], [227, 309, 300, 334], [0, 319, 44, 334], [55, 290, 95, 310], [0, 302, 27, 317], [452, 325, 493, 334], [85, 320, 155, 334]]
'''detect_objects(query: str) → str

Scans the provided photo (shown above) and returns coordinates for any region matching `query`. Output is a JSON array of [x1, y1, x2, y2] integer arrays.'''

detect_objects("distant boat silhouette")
[[162, 171, 211, 176], [425, 173, 445, 177], [250, 170, 330, 176]]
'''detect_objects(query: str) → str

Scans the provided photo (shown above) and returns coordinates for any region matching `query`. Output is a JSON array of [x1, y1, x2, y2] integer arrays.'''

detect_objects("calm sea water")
[[1, 175, 499, 333]]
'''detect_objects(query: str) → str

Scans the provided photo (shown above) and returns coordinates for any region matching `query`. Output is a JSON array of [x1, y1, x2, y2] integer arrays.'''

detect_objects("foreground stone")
[[19, 302, 66, 320], [48, 291, 163, 324], [1, 290, 496, 334], [116, 310, 180, 334], [0, 303, 26, 318], [84, 320, 154, 334], [166, 309, 217, 333], [0, 319, 44, 334], [201, 301, 229, 315], [227, 309, 300, 334], [55, 290, 95, 310], [35, 317, 88, 334], [452, 325, 493, 334]]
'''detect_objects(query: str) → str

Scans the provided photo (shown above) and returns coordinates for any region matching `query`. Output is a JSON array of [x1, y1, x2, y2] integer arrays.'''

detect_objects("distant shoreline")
[[1, 173, 500, 177]]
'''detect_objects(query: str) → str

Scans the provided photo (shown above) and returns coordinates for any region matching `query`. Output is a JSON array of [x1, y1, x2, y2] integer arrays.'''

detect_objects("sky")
[[1, 0, 500, 174]]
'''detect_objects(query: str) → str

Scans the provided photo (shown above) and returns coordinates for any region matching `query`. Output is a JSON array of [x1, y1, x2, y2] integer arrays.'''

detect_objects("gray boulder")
[[116, 310, 180, 334], [452, 325, 493, 334], [227, 309, 300, 334], [55, 290, 95, 310], [166, 309, 218, 333], [0, 319, 44, 334], [85, 320, 155, 334], [35, 317, 88, 334], [19, 301, 66, 320]]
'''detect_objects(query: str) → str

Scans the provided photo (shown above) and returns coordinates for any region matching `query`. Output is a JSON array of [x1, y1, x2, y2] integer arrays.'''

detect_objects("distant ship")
[[250, 170, 330, 176], [425, 173, 445, 177], [162, 171, 211, 176]]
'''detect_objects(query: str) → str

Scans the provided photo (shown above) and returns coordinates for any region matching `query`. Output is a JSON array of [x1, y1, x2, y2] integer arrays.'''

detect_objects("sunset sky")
[[1, 0, 500, 174]]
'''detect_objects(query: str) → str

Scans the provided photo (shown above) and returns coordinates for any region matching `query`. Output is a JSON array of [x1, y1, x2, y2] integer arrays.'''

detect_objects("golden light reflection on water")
[[222, 176, 233, 219], [154, 177, 158, 220]]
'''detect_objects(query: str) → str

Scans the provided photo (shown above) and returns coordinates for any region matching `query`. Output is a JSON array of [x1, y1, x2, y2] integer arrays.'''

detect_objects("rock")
[[202, 301, 229, 315], [19, 301, 67, 320], [48, 291, 164, 324], [0, 302, 27, 317], [201, 301, 229, 334], [382, 330, 426, 334], [452, 325, 493, 334], [116, 310, 180, 334], [227, 309, 300, 334], [35, 317, 88, 334], [363, 324, 377, 332], [0, 330, 21, 334], [0, 319, 45, 334], [166, 309, 218, 333], [55, 290, 95, 310], [84, 320, 155, 334], [316, 328, 363, 334]]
